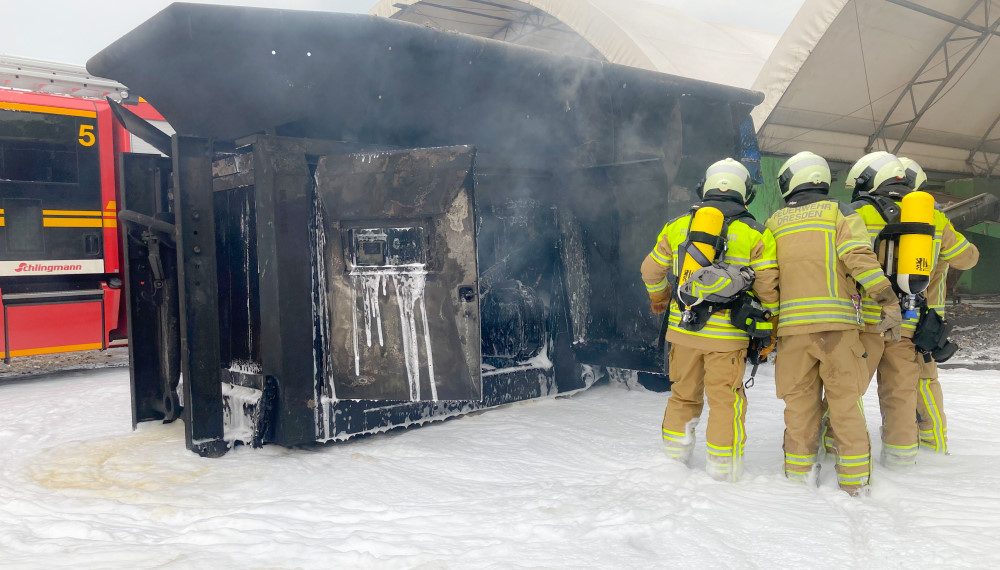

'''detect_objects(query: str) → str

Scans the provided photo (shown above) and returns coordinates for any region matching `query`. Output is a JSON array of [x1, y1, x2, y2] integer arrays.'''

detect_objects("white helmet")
[[846, 151, 907, 196], [777, 151, 831, 199], [699, 158, 754, 205], [897, 157, 928, 191]]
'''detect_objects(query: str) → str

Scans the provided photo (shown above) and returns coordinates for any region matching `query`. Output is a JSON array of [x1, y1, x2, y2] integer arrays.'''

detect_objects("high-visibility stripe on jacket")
[[640, 202, 779, 351], [927, 217, 979, 318], [854, 204, 979, 335], [762, 195, 891, 337]]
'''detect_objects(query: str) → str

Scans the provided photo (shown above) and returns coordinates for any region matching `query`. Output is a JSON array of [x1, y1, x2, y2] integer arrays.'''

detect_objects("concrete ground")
[[0, 346, 129, 381]]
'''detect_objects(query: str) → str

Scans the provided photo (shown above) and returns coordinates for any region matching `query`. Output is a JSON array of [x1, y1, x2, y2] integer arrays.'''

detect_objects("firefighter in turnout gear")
[[845, 152, 977, 467], [900, 158, 979, 454], [758, 151, 898, 496], [641, 158, 779, 482]]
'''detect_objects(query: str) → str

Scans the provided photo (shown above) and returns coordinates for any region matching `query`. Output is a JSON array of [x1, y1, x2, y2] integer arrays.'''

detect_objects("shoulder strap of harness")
[[854, 194, 901, 225], [874, 197, 933, 251]]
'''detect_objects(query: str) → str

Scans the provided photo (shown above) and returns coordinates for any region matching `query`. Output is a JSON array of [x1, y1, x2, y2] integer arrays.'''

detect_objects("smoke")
[[90, 3, 759, 377]]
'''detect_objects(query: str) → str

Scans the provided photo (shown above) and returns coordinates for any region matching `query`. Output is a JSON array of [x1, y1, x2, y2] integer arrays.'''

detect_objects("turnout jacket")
[[762, 190, 892, 337], [641, 197, 779, 351], [852, 186, 979, 336]]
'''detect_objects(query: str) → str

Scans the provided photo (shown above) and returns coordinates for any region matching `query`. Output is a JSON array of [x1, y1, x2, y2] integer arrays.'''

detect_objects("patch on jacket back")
[[768, 201, 835, 226]]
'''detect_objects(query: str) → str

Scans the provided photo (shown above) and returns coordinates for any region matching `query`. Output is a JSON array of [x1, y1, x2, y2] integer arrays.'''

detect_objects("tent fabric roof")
[[752, 0, 1000, 176], [369, 0, 778, 89]]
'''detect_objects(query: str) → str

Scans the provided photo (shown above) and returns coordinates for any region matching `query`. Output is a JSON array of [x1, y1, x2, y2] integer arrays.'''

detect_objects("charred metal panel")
[[313, 146, 480, 403], [214, 184, 259, 370], [558, 159, 673, 373], [118, 152, 178, 426], [86, 5, 761, 172], [248, 137, 341, 446]]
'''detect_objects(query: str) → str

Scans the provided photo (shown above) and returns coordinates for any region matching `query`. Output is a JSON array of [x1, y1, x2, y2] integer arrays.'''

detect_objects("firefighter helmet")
[[898, 157, 928, 191], [846, 151, 907, 197], [698, 158, 755, 205], [777, 151, 831, 199]]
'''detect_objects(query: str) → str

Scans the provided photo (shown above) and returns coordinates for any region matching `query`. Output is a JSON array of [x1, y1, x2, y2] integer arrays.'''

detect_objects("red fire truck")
[[0, 55, 166, 360]]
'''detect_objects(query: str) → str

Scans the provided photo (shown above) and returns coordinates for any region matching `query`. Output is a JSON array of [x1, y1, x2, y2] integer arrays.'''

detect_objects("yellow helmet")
[[898, 157, 928, 191], [777, 151, 831, 199], [846, 151, 907, 195], [700, 158, 754, 204]]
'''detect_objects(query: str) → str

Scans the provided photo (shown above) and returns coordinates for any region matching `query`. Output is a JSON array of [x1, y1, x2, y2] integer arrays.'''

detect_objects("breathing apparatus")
[[897, 157, 958, 361], [675, 159, 754, 328], [676, 206, 725, 327], [847, 153, 934, 320]]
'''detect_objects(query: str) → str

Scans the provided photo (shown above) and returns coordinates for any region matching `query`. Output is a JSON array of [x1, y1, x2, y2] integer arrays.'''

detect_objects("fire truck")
[[0, 55, 166, 361]]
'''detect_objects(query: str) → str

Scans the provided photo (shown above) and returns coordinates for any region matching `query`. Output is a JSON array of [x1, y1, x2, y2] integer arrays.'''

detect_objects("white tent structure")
[[370, 0, 778, 89], [752, 0, 1000, 176]]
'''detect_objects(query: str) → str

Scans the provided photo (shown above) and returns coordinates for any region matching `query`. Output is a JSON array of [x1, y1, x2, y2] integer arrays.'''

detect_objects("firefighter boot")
[[662, 417, 699, 465], [706, 453, 743, 482], [881, 444, 918, 469]]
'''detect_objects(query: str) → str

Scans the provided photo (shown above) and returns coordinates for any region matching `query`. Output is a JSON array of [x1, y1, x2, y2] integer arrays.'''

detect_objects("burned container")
[[89, 3, 764, 455]]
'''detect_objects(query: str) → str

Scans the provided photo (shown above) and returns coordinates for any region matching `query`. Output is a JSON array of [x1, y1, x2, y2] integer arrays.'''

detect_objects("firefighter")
[[759, 151, 899, 496], [844, 152, 977, 466], [641, 158, 779, 482], [901, 158, 978, 454]]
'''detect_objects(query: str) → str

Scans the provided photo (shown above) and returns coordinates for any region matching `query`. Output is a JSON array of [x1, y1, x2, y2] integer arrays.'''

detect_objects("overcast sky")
[[2, 0, 805, 66]]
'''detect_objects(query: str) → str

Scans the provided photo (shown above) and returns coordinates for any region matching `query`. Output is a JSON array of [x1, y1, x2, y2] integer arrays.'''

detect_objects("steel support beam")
[[173, 135, 228, 458], [491, 8, 572, 41], [966, 108, 1000, 176], [885, 0, 1000, 37], [464, 0, 533, 13], [251, 137, 327, 446], [417, 1, 512, 22], [867, 0, 1000, 154]]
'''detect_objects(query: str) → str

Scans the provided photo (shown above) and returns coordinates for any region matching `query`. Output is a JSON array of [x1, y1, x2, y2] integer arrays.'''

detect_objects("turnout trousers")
[[824, 331, 884, 453], [875, 337, 921, 467], [916, 359, 947, 453], [662, 345, 748, 482], [829, 332, 922, 467], [776, 330, 871, 494]]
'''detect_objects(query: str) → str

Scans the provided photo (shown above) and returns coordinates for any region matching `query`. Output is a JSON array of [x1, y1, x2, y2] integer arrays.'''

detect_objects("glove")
[[870, 285, 897, 307], [649, 289, 670, 315], [758, 335, 777, 360], [758, 317, 779, 359], [878, 303, 902, 344]]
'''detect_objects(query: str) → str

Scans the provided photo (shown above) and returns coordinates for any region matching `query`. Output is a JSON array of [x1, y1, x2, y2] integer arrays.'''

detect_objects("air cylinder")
[[895, 191, 934, 295], [679, 206, 724, 289]]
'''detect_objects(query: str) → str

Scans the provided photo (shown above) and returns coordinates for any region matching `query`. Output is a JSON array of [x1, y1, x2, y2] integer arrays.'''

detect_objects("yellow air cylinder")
[[679, 206, 724, 288], [896, 190, 934, 295]]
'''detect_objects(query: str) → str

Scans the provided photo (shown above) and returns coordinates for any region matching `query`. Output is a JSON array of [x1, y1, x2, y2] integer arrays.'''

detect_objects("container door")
[[313, 145, 481, 402]]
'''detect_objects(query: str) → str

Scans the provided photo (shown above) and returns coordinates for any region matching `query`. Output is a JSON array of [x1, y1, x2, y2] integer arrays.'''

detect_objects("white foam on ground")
[[1, 365, 998, 568]]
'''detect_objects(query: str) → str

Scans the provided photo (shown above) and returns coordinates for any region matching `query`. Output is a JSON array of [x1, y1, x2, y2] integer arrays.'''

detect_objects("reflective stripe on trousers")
[[917, 377, 947, 453]]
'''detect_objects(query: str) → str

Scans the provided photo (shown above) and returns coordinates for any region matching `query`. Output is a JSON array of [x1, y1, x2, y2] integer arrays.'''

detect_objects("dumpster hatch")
[[314, 146, 481, 403]]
